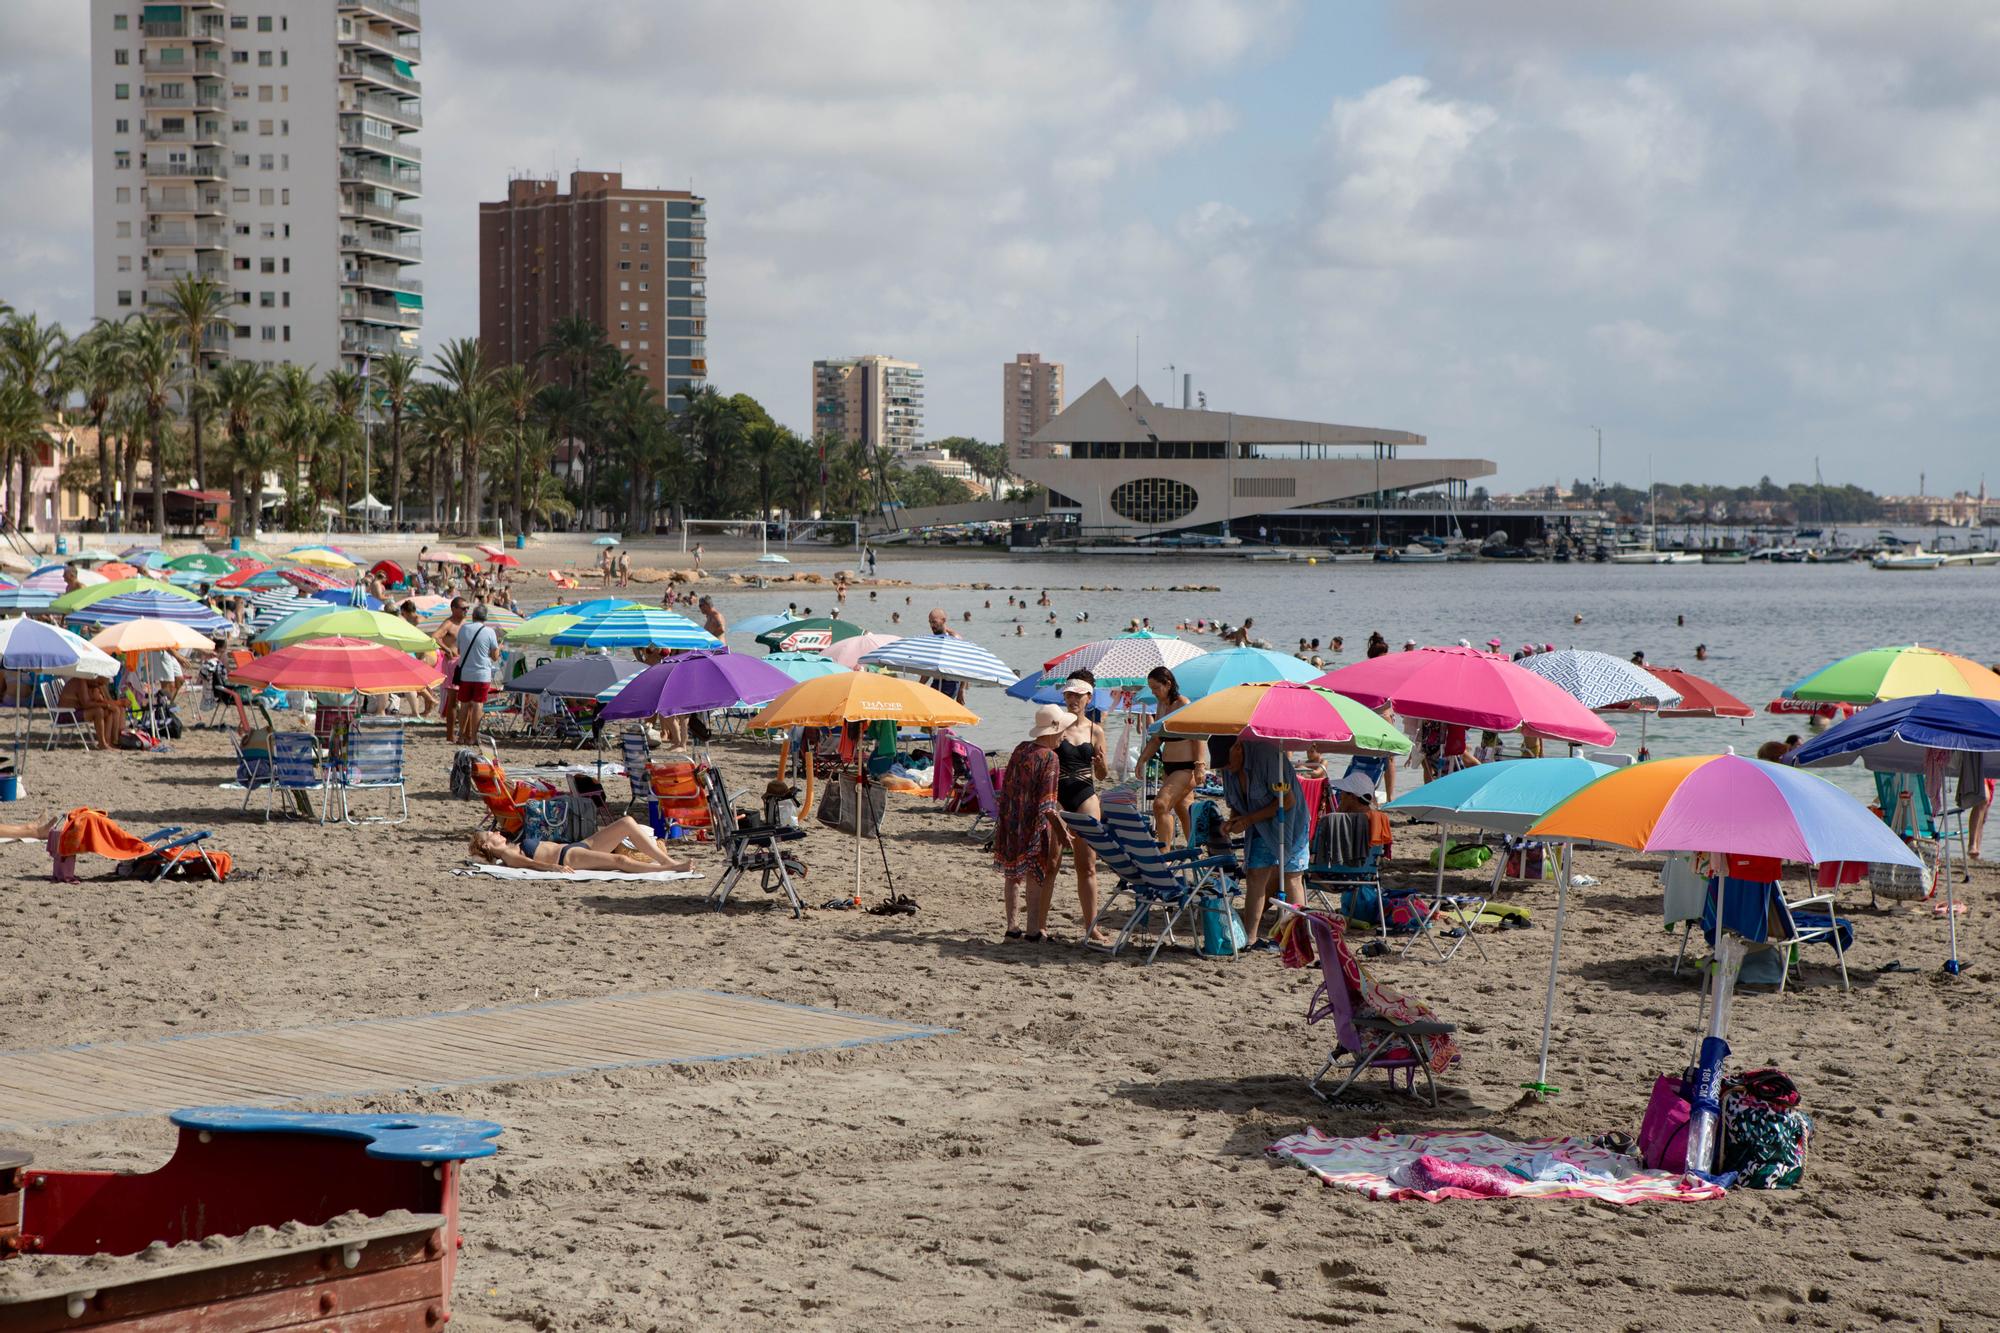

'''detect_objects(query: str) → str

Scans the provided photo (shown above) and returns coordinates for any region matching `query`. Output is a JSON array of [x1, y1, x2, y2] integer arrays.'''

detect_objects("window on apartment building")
[[281, 292, 289, 307], [279, 119, 288, 135], [232, 119, 248, 131], [115, 220, 131, 238], [619, 242, 630, 252], [258, 119, 272, 135], [233, 323, 250, 337], [229, 14, 247, 28], [260, 257, 274, 274], [281, 223, 290, 237], [279, 85, 287, 102], [114, 49, 129, 65], [619, 340, 630, 349], [638, 281, 650, 291], [638, 341, 649, 350], [638, 262, 649, 271], [117, 255, 132, 272], [619, 202, 629, 212], [233, 257, 249, 270], [112, 13, 127, 29], [232, 153, 249, 167], [231, 84, 248, 98], [279, 188, 289, 204], [114, 83, 129, 99], [619, 223, 629, 232], [280, 50, 287, 66], [279, 154, 288, 169], [115, 186, 130, 203], [233, 223, 249, 235], [257, 16, 273, 32], [638, 322, 649, 332], [114, 118, 129, 134], [639, 222, 650, 232], [257, 85, 272, 102], [280, 257, 289, 272], [231, 50, 248, 63], [282, 325, 290, 341], [258, 188, 274, 205], [117, 290, 132, 307], [233, 290, 249, 303], [638, 243, 650, 252], [618, 323, 628, 332], [113, 150, 130, 169], [259, 223, 274, 238], [231, 187, 249, 201], [617, 261, 630, 271], [619, 302, 629, 311], [257, 50, 272, 66], [258, 154, 273, 170], [619, 281, 629, 291], [259, 292, 274, 308], [261, 324, 275, 341], [638, 302, 649, 311]]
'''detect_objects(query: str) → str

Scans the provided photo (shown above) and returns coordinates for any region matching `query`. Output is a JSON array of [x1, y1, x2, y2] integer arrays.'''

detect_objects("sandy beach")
[[0, 714, 1995, 1331]]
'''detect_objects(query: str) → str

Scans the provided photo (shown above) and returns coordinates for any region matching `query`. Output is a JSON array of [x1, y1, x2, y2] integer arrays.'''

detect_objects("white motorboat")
[[1873, 547, 1946, 571]]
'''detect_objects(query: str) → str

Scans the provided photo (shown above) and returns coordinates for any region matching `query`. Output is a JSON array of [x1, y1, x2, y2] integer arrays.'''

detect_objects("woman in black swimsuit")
[[1136, 666, 1203, 847], [1056, 675, 1113, 946], [467, 815, 693, 873]]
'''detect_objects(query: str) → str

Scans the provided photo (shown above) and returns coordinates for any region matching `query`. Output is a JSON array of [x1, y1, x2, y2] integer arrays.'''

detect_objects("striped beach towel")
[[1268, 1127, 1725, 1204]]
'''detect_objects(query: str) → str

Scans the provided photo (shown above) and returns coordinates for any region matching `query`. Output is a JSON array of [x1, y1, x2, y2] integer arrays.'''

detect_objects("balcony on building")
[[341, 262, 422, 295], [337, 122, 421, 163], [339, 23, 421, 66], [142, 83, 226, 113], [145, 154, 228, 181], [337, 0, 422, 33], [340, 229, 423, 263], [147, 188, 226, 217], [340, 90, 422, 130], [145, 220, 228, 249], [337, 155, 421, 197], [145, 257, 228, 285], [342, 297, 422, 328], [143, 118, 224, 147], [338, 327, 407, 358], [141, 9, 226, 42], [336, 56, 421, 97]]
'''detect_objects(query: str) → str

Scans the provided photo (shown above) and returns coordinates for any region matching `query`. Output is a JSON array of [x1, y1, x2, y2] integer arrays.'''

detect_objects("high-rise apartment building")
[[1003, 352, 1064, 458], [89, 0, 424, 377], [479, 171, 707, 406], [811, 355, 924, 452]]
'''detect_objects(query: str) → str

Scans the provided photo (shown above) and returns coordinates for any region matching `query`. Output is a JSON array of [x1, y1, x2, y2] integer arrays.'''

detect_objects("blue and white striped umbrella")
[[1517, 649, 1682, 712], [64, 589, 233, 635], [733, 612, 798, 638], [858, 634, 1016, 686], [245, 588, 303, 634], [253, 603, 341, 644], [0, 588, 56, 613], [549, 608, 720, 651], [1034, 631, 1205, 689], [0, 616, 117, 677], [313, 587, 384, 610]]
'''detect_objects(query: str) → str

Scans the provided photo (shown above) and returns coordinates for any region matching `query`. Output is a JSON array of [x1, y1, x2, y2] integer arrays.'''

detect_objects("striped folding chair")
[[1086, 810, 1238, 963], [266, 731, 327, 823], [334, 727, 409, 825]]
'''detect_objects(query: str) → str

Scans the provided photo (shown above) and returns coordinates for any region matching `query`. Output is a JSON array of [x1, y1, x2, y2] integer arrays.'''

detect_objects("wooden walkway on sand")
[[0, 989, 951, 1131]]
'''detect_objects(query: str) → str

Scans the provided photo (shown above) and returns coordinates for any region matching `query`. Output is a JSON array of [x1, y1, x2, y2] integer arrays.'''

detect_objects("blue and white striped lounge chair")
[[266, 731, 326, 823], [334, 727, 409, 824], [1066, 810, 1236, 963]]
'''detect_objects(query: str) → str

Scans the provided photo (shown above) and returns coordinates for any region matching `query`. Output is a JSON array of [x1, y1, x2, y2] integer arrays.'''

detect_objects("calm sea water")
[[687, 551, 1999, 793]]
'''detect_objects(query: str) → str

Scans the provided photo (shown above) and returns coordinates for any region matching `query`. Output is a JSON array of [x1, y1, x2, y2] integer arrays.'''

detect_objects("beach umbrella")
[[278, 566, 347, 594], [216, 567, 292, 590], [754, 616, 864, 652], [503, 613, 583, 646], [475, 543, 504, 557], [1386, 757, 1618, 836], [1607, 667, 1752, 720], [119, 547, 170, 569], [420, 550, 475, 566], [225, 553, 266, 568], [1794, 693, 2000, 970], [592, 535, 620, 546], [858, 635, 1015, 686], [552, 608, 720, 651], [164, 552, 235, 577], [1171, 646, 1321, 699], [1003, 668, 1156, 714], [0, 589, 56, 613], [312, 588, 385, 611], [406, 594, 452, 613], [264, 607, 437, 655], [529, 598, 640, 619], [25, 565, 105, 594], [487, 552, 522, 569], [822, 632, 903, 668], [369, 559, 406, 585], [1315, 646, 1618, 747], [232, 637, 442, 696], [733, 612, 798, 638], [94, 561, 140, 581], [1531, 754, 1917, 1128], [600, 650, 799, 720], [1517, 649, 1682, 711], [68, 547, 120, 564], [51, 577, 197, 615], [290, 548, 357, 571], [252, 603, 340, 642], [764, 651, 852, 683], [64, 590, 232, 635], [90, 618, 215, 656], [1783, 644, 2000, 705], [504, 654, 647, 699], [0, 617, 118, 678], [1033, 630, 1204, 690], [750, 673, 980, 904], [1154, 682, 1411, 753]]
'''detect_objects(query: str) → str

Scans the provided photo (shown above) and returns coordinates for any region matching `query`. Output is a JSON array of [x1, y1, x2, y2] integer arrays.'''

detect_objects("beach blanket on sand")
[[454, 864, 702, 883], [1268, 1127, 1725, 1204]]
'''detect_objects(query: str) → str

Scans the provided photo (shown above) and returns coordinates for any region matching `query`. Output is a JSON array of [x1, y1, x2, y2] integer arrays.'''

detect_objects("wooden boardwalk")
[[0, 990, 951, 1131]]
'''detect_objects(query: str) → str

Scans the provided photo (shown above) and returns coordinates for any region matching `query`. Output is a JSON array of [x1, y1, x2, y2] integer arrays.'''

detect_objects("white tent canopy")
[[348, 493, 391, 515]]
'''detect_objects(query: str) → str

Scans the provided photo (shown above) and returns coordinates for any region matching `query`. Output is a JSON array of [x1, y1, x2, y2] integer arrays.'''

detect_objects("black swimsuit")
[[1056, 736, 1097, 813]]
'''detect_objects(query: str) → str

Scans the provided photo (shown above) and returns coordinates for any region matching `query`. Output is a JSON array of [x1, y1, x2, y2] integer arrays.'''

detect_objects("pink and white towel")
[[1268, 1127, 1725, 1204]]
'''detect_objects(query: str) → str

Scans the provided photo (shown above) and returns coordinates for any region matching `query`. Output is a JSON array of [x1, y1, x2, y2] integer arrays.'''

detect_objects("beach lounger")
[[1298, 910, 1457, 1107], [1777, 888, 1852, 993], [702, 765, 807, 916], [48, 810, 226, 883], [1072, 810, 1236, 963], [332, 727, 409, 825], [266, 731, 327, 823]]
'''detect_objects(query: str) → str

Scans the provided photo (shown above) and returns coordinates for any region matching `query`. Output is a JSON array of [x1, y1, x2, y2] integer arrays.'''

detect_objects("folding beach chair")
[[1776, 888, 1852, 993], [702, 765, 807, 916], [1061, 810, 1147, 936], [958, 740, 1000, 837], [231, 732, 274, 812], [620, 729, 655, 814], [1089, 809, 1238, 963], [1663, 852, 1707, 976], [266, 731, 327, 823], [39, 680, 93, 751], [47, 812, 225, 884], [1303, 812, 1382, 915], [1298, 911, 1456, 1107], [333, 727, 409, 825]]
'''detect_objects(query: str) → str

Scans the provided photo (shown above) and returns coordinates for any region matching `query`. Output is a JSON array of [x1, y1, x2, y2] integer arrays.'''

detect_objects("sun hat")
[[1486, 637, 1503, 648], [1059, 678, 1093, 697], [1030, 703, 1077, 738], [1335, 771, 1377, 800], [1403, 638, 1417, 647]]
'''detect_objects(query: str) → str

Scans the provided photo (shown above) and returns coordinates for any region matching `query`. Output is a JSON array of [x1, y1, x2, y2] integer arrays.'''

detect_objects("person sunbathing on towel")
[[468, 815, 693, 873]]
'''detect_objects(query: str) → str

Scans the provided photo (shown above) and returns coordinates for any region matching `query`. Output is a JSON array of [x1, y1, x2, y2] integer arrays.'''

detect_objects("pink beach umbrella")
[[1314, 646, 1617, 747], [823, 632, 902, 668]]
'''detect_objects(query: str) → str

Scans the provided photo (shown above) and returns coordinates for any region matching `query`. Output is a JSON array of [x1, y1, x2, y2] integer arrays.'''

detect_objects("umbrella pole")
[[852, 766, 863, 908], [1945, 850, 1963, 975], [1683, 859, 1740, 1178], [1525, 842, 1569, 1097]]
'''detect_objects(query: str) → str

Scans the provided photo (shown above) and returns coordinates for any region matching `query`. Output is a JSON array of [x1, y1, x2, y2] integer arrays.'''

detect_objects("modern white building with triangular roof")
[[1012, 379, 1494, 541]]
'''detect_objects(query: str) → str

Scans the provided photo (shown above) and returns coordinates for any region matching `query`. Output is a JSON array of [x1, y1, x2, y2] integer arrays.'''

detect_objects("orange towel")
[[57, 808, 156, 861]]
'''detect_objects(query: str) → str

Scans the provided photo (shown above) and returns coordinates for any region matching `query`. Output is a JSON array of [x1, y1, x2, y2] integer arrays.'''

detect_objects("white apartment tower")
[[90, 0, 423, 377], [810, 355, 924, 453]]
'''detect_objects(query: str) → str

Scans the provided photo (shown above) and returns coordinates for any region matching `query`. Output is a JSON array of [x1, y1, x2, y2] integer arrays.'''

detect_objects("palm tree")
[[490, 363, 537, 538], [0, 381, 43, 536], [430, 338, 492, 533], [63, 325, 128, 530], [374, 350, 418, 530], [515, 424, 577, 530], [158, 275, 228, 491], [743, 421, 792, 522], [320, 369, 364, 528], [0, 312, 68, 532], [123, 319, 180, 535], [408, 381, 454, 528], [207, 361, 274, 538], [535, 317, 610, 521], [268, 364, 318, 528]]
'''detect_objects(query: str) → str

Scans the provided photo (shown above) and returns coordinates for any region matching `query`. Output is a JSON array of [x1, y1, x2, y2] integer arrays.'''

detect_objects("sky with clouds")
[[3, 0, 1995, 492]]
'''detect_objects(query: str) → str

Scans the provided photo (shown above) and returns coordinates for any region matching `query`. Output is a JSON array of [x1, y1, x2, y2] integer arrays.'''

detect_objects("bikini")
[[517, 831, 586, 866], [1157, 702, 1198, 774]]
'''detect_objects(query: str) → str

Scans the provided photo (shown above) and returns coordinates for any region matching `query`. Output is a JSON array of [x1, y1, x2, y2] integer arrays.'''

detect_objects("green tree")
[[320, 368, 364, 527], [63, 323, 129, 530], [374, 350, 419, 530], [0, 311, 67, 531], [157, 275, 228, 490], [206, 360, 275, 538], [490, 362, 537, 538], [123, 319, 180, 535]]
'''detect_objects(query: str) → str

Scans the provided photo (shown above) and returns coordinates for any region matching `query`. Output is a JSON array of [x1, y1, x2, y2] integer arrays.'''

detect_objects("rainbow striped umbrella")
[[1782, 644, 2000, 705]]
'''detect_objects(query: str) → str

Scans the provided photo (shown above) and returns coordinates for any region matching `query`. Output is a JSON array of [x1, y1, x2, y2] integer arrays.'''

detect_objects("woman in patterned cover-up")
[[994, 704, 1076, 941]]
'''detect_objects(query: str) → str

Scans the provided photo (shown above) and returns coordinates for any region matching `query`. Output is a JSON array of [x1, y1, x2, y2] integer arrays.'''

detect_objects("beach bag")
[[523, 793, 596, 846], [1722, 1069, 1812, 1189], [449, 748, 480, 801], [817, 776, 885, 836], [1427, 841, 1492, 871], [1637, 1074, 1694, 1173], [1504, 841, 1545, 879], [1197, 894, 1248, 956], [1341, 886, 1428, 934], [1868, 845, 1935, 902]]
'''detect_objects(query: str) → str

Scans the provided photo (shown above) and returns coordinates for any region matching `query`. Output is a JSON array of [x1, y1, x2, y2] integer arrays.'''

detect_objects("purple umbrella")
[[600, 649, 798, 721]]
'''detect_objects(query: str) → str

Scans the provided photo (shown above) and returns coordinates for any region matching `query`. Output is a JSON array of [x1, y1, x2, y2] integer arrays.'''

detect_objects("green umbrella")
[[164, 553, 236, 576], [754, 616, 865, 651], [504, 613, 584, 646], [765, 651, 853, 682], [51, 577, 199, 615], [263, 607, 438, 656]]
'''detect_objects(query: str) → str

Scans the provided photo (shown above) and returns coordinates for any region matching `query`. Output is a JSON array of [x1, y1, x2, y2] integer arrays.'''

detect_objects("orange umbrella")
[[231, 637, 443, 695], [89, 619, 213, 656], [95, 561, 141, 581]]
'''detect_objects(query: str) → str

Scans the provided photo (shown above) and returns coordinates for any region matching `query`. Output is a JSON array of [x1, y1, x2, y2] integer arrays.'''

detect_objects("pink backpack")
[[1637, 1075, 1693, 1172]]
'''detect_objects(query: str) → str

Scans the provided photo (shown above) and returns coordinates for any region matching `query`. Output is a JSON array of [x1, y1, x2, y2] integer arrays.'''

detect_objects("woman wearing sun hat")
[[1055, 675, 1114, 946], [994, 703, 1077, 941]]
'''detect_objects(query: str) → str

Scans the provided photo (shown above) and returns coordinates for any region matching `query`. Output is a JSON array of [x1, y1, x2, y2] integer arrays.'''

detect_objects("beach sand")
[[3, 725, 1998, 1330]]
